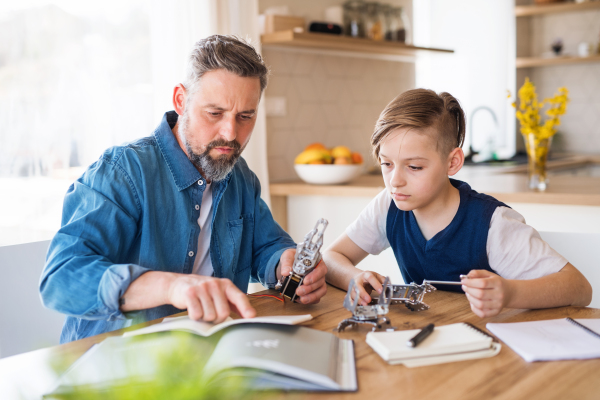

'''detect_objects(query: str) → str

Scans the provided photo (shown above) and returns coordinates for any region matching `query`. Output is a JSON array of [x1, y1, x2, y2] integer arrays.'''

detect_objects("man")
[[40, 35, 327, 343]]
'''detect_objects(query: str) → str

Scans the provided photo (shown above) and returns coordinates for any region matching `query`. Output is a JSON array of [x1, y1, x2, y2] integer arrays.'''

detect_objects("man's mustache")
[[205, 139, 241, 155]]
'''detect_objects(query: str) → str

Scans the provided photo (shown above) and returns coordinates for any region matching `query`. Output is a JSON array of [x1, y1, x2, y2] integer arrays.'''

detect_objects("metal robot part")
[[275, 218, 328, 302], [336, 277, 395, 332], [370, 281, 437, 312]]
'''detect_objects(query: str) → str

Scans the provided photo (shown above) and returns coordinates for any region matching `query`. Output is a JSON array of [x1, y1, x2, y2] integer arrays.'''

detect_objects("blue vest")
[[386, 179, 508, 292]]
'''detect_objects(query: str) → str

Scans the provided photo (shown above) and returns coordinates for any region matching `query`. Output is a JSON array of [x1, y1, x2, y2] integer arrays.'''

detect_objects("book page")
[[49, 333, 217, 394], [123, 314, 313, 338], [202, 324, 342, 390]]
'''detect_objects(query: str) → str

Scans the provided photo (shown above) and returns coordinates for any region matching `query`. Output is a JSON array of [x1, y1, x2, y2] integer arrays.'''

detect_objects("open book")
[[46, 315, 356, 395], [487, 318, 600, 362], [123, 314, 314, 337], [366, 322, 501, 367]]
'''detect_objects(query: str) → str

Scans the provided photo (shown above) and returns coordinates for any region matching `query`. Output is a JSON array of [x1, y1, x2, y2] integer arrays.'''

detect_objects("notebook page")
[[366, 323, 492, 361], [574, 318, 600, 335], [486, 318, 600, 362]]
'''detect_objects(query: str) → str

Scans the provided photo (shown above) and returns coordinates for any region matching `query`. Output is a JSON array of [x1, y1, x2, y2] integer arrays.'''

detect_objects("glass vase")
[[524, 133, 552, 191]]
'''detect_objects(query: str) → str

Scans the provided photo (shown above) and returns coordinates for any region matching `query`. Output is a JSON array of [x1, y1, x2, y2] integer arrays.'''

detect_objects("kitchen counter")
[[271, 168, 600, 206], [269, 155, 600, 230]]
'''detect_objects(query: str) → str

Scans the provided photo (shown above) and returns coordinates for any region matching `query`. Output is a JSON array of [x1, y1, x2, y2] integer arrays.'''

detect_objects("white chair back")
[[539, 232, 600, 309], [0, 240, 64, 358]]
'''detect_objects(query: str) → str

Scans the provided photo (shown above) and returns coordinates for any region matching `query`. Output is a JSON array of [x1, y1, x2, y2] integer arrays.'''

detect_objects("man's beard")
[[178, 112, 243, 182]]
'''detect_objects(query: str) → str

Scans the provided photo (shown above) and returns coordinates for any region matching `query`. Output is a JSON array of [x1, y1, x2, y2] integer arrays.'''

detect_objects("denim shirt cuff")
[[263, 247, 295, 289], [98, 264, 151, 321]]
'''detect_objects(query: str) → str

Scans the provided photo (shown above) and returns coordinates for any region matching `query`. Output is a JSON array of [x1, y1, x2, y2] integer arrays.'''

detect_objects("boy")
[[323, 89, 592, 318]]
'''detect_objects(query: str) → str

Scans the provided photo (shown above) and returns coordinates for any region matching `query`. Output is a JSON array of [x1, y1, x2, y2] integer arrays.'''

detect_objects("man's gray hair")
[[183, 35, 269, 95]]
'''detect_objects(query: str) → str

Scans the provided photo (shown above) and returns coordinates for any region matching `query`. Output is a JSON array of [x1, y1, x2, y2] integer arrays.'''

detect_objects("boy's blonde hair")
[[371, 89, 466, 159]]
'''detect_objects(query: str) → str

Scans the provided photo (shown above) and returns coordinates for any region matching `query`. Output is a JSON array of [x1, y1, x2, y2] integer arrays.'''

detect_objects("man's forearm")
[[505, 264, 592, 309], [119, 271, 177, 312]]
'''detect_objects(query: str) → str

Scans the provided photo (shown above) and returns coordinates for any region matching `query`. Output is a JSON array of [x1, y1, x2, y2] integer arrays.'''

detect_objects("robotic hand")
[[276, 218, 328, 302]]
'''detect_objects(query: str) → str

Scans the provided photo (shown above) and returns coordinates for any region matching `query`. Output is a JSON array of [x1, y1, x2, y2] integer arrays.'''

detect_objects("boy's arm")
[[462, 263, 592, 318], [324, 233, 385, 305]]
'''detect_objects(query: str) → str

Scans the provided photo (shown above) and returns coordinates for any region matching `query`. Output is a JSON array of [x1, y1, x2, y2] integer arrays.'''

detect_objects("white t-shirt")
[[346, 189, 568, 280], [192, 183, 214, 276]]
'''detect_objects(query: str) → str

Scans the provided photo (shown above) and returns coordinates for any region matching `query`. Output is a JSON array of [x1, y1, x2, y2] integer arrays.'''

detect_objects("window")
[[0, 0, 153, 245]]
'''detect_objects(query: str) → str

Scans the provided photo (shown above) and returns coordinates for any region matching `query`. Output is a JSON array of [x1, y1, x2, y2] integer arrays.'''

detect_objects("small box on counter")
[[263, 15, 305, 34]]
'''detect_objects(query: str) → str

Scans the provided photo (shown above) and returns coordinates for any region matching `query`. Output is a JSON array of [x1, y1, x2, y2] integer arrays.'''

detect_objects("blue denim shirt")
[[40, 111, 296, 343]]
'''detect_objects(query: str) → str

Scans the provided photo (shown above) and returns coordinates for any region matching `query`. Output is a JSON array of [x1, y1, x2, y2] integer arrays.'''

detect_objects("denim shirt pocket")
[[227, 214, 254, 274]]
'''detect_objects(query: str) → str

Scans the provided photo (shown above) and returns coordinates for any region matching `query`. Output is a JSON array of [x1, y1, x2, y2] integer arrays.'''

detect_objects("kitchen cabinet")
[[515, 1, 600, 16], [516, 1, 600, 68], [514, 1, 600, 154]]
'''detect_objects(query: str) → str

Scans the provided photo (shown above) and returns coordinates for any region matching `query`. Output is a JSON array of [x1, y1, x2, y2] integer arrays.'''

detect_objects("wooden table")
[[2, 286, 599, 399]]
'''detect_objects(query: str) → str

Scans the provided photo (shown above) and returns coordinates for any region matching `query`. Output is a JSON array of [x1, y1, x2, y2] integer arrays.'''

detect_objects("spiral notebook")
[[486, 318, 600, 362], [366, 323, 501, 368]]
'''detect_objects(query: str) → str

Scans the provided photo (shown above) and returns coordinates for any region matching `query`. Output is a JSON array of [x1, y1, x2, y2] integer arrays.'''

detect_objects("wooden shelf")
[[515, 1, 600, 17], [517, 54, 600, 68], [261, 30, 453, 57]]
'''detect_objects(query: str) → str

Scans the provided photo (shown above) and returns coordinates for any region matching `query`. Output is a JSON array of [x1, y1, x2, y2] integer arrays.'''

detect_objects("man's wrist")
[[120, 271, 179, 312], [161, 271, 179, 306]]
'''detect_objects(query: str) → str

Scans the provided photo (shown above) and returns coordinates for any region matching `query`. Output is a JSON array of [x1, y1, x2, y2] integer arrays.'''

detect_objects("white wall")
[[287, 195, 403, 285], [413, 0, 516, 159]]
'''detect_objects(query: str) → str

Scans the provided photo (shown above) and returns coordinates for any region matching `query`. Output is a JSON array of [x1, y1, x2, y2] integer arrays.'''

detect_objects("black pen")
[[406, 323, 435, 348]]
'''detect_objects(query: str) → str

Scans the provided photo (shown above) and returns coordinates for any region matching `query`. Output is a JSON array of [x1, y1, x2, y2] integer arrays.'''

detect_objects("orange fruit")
[[351, 152, 363, 164], [304, 143, 327, 151]]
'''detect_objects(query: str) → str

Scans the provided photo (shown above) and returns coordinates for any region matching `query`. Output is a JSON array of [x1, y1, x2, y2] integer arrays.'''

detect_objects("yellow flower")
[[512, 78, 568, 139]]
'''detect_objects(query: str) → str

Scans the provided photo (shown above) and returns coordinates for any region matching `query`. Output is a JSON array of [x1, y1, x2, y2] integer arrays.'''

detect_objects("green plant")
[[45, 333, 259, 400]]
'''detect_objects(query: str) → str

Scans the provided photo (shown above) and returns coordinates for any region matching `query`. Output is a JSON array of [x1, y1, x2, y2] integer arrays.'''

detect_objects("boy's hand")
[[461, 270, 513, 318], [352, 271, 386, 306], [278, 249, 328, 304]]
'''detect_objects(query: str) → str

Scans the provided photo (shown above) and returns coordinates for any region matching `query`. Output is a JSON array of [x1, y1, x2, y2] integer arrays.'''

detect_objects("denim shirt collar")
[[154, 111, 232, 191]]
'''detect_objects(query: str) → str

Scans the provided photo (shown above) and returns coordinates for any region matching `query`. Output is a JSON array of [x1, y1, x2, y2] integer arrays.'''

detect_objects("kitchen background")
[[260, 0, 414, 181], [1, 0, 600, 359], [516, 0, 600, 153]]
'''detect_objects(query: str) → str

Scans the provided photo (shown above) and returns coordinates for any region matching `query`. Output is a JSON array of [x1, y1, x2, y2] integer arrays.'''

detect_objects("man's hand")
[[461, 270, 513, 318], [278, 248, 328, 304], [352, 271, 386, 306], [167, 275, 256, 323]]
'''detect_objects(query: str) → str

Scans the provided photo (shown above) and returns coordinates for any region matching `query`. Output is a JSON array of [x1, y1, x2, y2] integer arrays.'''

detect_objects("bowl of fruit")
[[294, 143, 364, 185]]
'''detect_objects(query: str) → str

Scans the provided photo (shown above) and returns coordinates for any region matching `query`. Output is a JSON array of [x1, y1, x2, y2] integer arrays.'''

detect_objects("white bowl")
[[294, 164, 362, 185]]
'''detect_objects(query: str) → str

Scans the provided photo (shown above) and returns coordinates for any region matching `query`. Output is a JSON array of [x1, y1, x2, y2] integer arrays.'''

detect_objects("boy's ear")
[[447, 147, 464, 176]]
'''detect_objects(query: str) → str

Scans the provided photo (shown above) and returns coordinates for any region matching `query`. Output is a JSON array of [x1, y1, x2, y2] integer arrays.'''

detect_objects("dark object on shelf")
[[309, 22, 343, 35], [551, 38, 563, 55], [343, 0, 366, 38], [463, 152, 528, 166]]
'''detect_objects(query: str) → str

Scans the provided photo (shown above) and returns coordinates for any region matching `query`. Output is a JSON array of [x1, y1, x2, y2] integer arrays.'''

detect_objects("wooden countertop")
[[3, 287, 599, 399], [270, 156, 600, 206]]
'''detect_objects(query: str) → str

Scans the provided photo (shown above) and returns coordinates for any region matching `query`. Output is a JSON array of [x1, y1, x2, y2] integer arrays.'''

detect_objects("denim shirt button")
[[198, 180, 203, 186], [188, 251, 194, 257], [195, 205, 200, 210]]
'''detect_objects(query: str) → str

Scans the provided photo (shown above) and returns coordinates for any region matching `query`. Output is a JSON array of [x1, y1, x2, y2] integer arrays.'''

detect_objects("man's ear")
[[447, 147, 464, 176], [173, 84, 187, 115]]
